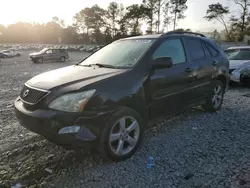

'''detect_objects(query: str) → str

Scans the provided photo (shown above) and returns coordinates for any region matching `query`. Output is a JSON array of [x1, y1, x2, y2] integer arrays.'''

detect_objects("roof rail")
[[163, 31, 207, 38]]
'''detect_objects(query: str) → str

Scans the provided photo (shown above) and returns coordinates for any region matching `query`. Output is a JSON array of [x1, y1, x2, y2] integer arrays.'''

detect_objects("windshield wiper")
[[77, 63, 119, 69]]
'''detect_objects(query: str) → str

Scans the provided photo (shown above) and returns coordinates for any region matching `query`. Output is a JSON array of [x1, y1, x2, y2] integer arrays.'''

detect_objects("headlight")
[[49, 89, 96, 112]]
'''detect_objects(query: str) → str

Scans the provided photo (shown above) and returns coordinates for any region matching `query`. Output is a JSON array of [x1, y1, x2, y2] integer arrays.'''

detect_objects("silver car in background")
[[2, 50, 21, 57], [224, 46, 250, 84], [29, 48, 69, 63]]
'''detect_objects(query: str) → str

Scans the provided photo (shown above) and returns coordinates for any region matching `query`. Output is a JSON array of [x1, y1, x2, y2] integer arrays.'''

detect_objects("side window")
[[153, 39, 186, 65], [46, 50, 52, 54], [204, 43, 218, 57], [186, 39, 205, 60], [202, 43, 211, 57], [53, 49, 59, 53]]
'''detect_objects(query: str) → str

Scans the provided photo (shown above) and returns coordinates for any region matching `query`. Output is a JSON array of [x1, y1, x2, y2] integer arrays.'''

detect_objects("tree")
[[52, 16, 65, 28], [175, 28, 191, 32], [231, 0, 250, 40], [155, 0, 166, 33], [107, 2, 120, 37], [125, 4, 147, 36], [204, 3, 231, 41], [162, 2, 172, 32], [116, 4, 128, 38], [170, 0, 188, 30], [74, 5, 106, 36], [143, 0, 158, 34]]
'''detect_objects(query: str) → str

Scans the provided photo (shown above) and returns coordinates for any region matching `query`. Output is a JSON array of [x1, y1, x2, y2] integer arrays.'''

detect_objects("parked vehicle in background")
[[1, 50, 21, 57], [224, 46, 250, 84], [0, 52, 8, 58], [15, 32, 229, 161], [29, 48, 69, 63]]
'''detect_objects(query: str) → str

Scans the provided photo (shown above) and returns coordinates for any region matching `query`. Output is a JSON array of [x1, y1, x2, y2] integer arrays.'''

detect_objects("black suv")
[[14, 32, 229, 161]]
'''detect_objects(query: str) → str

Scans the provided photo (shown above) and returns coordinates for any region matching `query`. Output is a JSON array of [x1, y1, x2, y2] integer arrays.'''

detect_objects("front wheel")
[[60, 56, 66, 62], [99, 107, 144, 161], [203, 80, 224, 112], [37, 57, 43, 63]]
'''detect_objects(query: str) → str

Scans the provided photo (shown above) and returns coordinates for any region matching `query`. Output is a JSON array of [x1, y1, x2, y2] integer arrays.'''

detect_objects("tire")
[[99, 107, 144, 161], [203, 80, 224, 112], [60, 56, 66, 62], [4, 55, 8, 58], [16, 53, 21, 57], [37, 57, 43, 63]]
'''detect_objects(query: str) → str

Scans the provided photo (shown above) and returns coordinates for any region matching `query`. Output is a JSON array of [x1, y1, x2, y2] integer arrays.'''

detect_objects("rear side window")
[[204, 43, 218, 57], [185, 38, 205, 60], [54, 49, 61, 53], [202, 43, 211, 57], [153, 38, 186, 65]]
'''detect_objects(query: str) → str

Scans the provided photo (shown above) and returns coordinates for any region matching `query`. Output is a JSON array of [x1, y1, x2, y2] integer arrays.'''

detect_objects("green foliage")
[[204, 3, 231, 41], [0, 1, 188, 44], [169, 0, 188, 30]]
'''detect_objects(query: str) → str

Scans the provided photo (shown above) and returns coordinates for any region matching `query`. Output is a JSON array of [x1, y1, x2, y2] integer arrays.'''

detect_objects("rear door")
[[51, 49, 60, 60], [149, 37, 196, 116], [182, 37, 215, 100]]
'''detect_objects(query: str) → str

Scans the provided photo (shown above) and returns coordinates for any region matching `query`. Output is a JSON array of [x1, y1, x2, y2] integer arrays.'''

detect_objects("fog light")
[[58, 126, 81, 134]]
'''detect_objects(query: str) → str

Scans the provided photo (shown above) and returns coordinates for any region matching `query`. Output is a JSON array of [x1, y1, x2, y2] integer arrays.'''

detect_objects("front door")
[[149, 37, 195, 117], [44, 49, 53, 60]]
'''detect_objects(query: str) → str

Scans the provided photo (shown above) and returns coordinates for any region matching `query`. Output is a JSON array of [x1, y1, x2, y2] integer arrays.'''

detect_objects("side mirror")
[[152, 57, 173, 69]]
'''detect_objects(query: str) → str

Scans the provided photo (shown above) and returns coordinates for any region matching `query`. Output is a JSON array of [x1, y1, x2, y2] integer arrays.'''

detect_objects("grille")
[[229, 69, 235, 74], [20, 84, 50, 105]]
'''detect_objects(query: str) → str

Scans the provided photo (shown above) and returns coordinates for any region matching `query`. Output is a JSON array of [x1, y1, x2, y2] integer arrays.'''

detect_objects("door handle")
[[185, 68, 193, 73], [212, 61, 218, 66]]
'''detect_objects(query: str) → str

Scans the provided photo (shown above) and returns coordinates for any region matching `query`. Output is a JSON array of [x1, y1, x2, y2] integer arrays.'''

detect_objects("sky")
[[0, 0, 238, 32]]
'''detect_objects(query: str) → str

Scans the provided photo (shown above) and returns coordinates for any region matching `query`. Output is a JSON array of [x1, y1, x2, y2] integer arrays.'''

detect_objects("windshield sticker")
[[135, 40, 152, 43]]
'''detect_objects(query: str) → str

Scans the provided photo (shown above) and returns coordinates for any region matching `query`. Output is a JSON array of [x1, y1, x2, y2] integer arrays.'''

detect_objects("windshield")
[[225, 48, 250, 60], [39, 48, 49, 53], [80, 39, 155, 68]]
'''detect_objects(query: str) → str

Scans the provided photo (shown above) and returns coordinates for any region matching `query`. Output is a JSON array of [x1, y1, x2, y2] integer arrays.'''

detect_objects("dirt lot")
[[1, 51, 250, 188]]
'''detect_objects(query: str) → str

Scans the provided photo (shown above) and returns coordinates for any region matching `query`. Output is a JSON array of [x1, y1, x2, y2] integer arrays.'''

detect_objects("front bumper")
[[230, 72, 241, 83], [14, 98, 111, 148]]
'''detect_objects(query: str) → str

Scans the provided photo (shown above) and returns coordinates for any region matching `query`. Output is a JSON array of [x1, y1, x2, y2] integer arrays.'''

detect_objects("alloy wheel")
[[212, 85, 223, 109], [109, 116, 140, 156]]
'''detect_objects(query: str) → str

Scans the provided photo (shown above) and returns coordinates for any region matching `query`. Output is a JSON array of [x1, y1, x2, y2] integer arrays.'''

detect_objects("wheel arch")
[[216, 74, 228, 92], [108, 87, 148, 127]]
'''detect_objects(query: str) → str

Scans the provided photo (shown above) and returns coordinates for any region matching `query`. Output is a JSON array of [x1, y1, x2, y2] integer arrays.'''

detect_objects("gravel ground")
[[1, 51, 250, 188]]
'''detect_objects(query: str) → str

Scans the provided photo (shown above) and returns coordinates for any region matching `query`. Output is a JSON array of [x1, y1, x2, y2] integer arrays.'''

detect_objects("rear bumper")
[[14, 97, 112, 148]]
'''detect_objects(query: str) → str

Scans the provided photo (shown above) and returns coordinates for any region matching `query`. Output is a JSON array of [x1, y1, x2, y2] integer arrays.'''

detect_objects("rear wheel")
[[60, 56, 66, 62], [99, 107, 144, 161], [203, 80, 224, 112]]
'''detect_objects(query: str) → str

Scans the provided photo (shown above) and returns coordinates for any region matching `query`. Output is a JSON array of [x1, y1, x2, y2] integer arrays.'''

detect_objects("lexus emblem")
[[23, 90, 29, 98]]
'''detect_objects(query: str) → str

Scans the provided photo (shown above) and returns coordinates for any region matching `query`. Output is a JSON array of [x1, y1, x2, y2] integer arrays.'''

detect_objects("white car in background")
[[2, 50, 21, 58], [224, 46, 250, 84]]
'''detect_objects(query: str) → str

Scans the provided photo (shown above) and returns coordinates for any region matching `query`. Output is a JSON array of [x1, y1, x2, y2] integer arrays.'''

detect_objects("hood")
[[29, 52, 42, 56], [229, 60, 250, 69], [26, 65, 126, 90]]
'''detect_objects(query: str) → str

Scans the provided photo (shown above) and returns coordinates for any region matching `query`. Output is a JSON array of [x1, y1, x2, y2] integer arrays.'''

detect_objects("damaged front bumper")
[[14, 97, 112, 149]]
